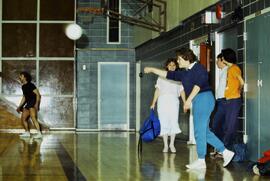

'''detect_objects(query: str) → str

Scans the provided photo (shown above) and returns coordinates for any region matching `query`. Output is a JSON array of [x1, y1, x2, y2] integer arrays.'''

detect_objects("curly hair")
[[164, 58, 179, 71], [20, 71, 32, 82]]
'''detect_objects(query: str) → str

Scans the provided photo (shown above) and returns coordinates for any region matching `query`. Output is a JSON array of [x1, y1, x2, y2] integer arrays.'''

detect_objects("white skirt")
[[157, 95, 181, 136]]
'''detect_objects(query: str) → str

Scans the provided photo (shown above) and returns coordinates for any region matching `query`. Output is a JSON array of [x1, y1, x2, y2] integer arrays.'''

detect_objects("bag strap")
[[141, 127, 152, 135], [137, 109, 155, 163], [137, 134, 143, 162]]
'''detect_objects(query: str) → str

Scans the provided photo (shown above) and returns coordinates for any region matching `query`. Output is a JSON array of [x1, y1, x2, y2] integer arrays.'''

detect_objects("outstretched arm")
[[144, 67, 167, 78]]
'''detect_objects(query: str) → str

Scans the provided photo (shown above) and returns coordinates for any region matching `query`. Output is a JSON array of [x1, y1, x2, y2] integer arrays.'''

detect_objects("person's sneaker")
[[253, 165, 260, 175], [163, 146, 168, 153], [186, 159, 206, 169], [223, 149, 235, 167], [169, 145, 176, 153], [19, 132, 30, 138], [29, 137, 34, 144], [35, 138, 42, 145], [32, 132, 43, 139]]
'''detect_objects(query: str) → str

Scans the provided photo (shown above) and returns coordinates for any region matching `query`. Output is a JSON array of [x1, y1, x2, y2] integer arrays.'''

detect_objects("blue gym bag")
[[138, 109, 160, 159]]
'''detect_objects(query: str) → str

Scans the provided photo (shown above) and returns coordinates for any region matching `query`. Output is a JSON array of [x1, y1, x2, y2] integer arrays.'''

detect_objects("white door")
[[98, 62, 129, 130]]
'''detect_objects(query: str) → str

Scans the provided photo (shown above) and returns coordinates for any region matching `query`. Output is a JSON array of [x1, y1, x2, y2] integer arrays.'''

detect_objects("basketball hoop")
[[77, 7, 104, 15]]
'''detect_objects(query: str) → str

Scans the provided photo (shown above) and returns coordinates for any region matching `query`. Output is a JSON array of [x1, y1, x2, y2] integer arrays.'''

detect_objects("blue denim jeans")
[[193, 91, 225, 158]]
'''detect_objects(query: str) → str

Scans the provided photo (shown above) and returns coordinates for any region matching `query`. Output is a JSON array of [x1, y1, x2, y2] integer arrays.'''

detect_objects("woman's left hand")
[[183, 100, 191, 113]]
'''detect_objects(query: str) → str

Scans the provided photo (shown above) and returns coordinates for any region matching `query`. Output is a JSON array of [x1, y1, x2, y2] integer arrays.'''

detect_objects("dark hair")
[[20, 71, 32, 82], [221, 48, 237, 63], [164, 58, 178, 71], [217, 53, 222, 59], [175, 48, 197, 63]]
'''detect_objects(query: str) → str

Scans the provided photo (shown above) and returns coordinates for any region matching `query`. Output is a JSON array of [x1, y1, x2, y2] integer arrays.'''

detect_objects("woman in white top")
[[150, 58, 185, 153]]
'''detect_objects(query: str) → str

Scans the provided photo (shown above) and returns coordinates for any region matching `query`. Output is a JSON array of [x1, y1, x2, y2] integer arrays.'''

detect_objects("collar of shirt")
[[187, 62, 196, 70], [220, 66, 228, 74]]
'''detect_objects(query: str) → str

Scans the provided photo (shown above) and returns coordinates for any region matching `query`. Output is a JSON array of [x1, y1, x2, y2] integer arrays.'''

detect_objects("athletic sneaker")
[[163, 146, 168, 153], [186, 159, 206, 169], [223, 149, 235, 167], [33, 132, 43, 139], [19, 132, 31, 138], [169, 145, 176, 153]]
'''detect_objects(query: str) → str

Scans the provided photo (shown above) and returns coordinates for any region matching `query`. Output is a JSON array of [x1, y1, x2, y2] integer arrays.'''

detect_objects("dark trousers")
[[223, 98, 242, 149], [212, 98, 226, 141]]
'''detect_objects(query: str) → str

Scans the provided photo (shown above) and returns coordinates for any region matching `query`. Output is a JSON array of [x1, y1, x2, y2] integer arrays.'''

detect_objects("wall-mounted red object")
[[216, 4, 222, 20], [200, 43, 211, 72]]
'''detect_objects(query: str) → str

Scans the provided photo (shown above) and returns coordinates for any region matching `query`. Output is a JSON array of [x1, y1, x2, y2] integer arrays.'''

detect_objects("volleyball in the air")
[[65, 24, 83, 40]]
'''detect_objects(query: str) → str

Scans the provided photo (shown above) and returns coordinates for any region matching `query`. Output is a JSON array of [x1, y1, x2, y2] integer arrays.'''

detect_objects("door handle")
[[244, 83, 248, 92], [257, 80, 263, 87]]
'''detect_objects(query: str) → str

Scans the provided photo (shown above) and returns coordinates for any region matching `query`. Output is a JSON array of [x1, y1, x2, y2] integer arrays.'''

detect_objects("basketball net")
[[77, 7, 104, 15]]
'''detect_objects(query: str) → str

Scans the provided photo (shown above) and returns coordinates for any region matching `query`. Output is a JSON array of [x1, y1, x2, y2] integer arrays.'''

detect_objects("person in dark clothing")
[[144, 48, 234, 169], [210, 53, 228, 156], [16, 71, 42, 139], [221, 48, 244, 149]]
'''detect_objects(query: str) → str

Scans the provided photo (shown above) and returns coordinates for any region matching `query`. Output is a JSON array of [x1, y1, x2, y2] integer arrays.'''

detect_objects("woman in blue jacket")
[[144, 48, 234, 169]]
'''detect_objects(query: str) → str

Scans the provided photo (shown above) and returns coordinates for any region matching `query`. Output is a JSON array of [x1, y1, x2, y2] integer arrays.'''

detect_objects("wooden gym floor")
[[0, 132, 268, 181]]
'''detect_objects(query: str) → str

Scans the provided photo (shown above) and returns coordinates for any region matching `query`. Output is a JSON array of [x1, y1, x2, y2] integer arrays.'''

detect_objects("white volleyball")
[[65, 24, 83, 40]]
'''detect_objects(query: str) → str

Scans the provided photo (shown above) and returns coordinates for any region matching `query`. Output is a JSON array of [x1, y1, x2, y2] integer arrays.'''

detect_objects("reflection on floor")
[[0, 132, 268, 181]]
